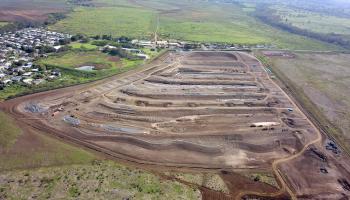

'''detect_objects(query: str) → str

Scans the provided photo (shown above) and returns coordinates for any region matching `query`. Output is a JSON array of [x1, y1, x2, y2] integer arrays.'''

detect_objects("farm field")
[[48, 0, 342, 50], [3, 51, 350, 199], [273, 6, 350, 35], [269, 53, 350, 150]]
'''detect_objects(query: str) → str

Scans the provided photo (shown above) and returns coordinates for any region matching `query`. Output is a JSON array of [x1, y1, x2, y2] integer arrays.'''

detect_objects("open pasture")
[[49, 0, 341, 50]]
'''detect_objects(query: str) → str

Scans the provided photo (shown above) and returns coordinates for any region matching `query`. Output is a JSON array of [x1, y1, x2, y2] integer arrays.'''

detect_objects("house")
[[2, 79, 12, 85], [169, 42, 180, 48], [131, 39, 139, 44], [156, 41, 168, 48], [47, 75, 54, 80], [23, 78, 33, 85], [122, 48, 141, 54], [53, 45, 62, 51], [51, 70, 61, 77], [104, 45, 117, 49], [138, 40, 153, 47], [24, 62, 33, 68], [136, 53, 150, 60], [23, 72, 33, 77], [11, 76, 22, 82], [33, 79, 45, 85]]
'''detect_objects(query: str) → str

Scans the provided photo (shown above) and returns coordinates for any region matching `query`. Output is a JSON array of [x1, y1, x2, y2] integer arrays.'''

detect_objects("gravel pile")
[[25, 103, 46, 113], [63, 115, 80, 126]]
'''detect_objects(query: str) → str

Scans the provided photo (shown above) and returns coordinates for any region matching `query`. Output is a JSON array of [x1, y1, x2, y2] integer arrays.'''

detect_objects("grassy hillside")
[[49, 0, 342, 50], [273, 5, 350, 35], [0, 111, 96, 171], [0, 112, 21, 150], [268, 52, 350, 152]]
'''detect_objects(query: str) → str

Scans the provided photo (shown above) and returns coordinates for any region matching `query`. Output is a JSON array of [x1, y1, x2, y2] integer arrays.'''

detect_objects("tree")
[[59, 38, 71, 45], [81, 37, 90, 43], [39, 46, 56, 54], [102, 34, 112, 40], [71, 34, 85, 42], [91, 40, 109, 46], [118, 36, 131, 43], [109, 48, 120, 56], [92, 35, 101, 40]]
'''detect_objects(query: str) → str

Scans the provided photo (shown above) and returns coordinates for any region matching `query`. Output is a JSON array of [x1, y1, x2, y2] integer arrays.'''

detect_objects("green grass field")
[[69, 42, 98, 50], [0, 22, 8, 27], [273, 6, 350, 35], [49, 0, 342, 50], [39, 50, 119, 70], [51, 7, 157, 39]]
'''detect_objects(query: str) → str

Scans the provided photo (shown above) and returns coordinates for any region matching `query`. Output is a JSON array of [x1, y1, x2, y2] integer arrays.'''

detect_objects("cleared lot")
[[2, 51, 350, 199]]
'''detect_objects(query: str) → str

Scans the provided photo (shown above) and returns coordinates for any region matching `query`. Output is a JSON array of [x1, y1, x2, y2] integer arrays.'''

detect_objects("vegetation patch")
[[166, 172, 229, 194], [0, 160, 200, 200], [0, 112, 21, 151], [0, 129, 96, 171], [273, 6, 350, 35], [0, 22, 8, 27], [69, 42, 98, 50], [242, 171, 278, 188]]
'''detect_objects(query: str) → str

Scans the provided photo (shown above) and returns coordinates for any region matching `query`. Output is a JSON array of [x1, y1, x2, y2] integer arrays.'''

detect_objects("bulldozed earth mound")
[[2, 51, 350, 199]]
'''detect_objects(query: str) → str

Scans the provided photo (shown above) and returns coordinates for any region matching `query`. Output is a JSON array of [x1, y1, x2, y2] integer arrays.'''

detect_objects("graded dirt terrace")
[[2, 51, 350, 199]]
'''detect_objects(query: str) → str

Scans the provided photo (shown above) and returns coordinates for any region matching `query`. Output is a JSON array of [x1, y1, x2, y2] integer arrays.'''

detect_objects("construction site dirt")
[[1, 51, 350, 199]]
